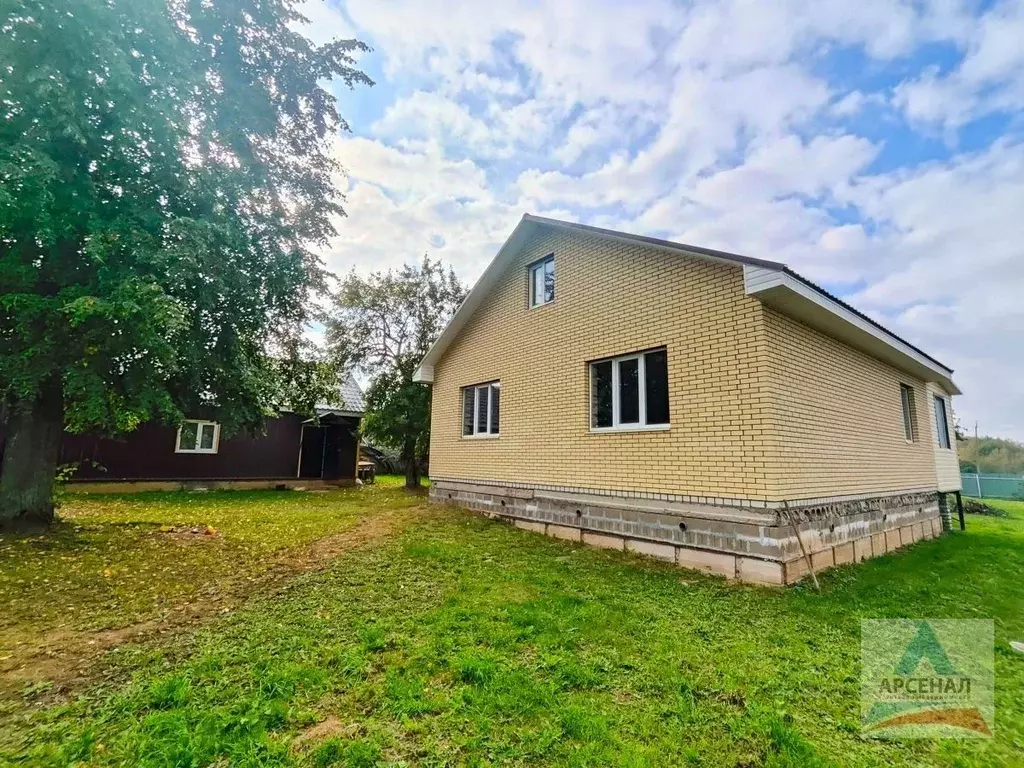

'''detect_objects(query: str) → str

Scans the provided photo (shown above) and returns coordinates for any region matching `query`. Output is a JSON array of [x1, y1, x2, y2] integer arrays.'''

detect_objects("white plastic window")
[[176, 420, 220, 453]]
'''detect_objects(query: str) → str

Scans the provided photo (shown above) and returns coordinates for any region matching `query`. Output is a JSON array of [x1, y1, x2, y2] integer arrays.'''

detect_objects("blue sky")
[[298, 0, 1024, 441]]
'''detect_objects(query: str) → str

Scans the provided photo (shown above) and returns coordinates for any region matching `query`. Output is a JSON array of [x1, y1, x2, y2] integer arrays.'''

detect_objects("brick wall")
[[762, 309, 956, 500], [429, 229, 774, 499], [429, 229, 952, 503]]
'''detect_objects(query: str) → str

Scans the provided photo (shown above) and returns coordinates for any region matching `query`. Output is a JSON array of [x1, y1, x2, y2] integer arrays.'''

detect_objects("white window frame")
[[590, 349, 670, 433], [463, 382, 500, 439], [529, 254, 555, 308], [900, 384, 916, 442], [175, 420, 221, 454]]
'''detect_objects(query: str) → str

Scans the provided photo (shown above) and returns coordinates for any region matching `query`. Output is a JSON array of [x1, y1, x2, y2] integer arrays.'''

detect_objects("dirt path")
[[0, 505, 424, 709]]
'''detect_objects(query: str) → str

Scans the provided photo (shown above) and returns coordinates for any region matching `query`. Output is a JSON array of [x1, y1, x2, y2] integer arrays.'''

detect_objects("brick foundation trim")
[[430, 479, 942, 585]]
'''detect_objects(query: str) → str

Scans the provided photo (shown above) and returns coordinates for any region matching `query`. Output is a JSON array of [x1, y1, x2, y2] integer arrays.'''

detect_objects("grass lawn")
[[1, 487, 1022, 766], [0, 479, 424, 703]]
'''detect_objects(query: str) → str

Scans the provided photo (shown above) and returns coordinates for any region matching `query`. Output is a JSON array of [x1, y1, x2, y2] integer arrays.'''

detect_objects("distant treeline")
[[959, 436, 1024, 475]]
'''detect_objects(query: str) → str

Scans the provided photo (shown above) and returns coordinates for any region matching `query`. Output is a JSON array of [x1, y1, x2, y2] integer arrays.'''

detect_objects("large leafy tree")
[[0, 0, 371, 528], [328, 258, 465, 488]]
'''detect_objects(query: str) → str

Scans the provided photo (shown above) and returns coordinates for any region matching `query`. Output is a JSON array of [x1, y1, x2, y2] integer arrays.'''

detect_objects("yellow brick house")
[[414, 215, 962, 584]]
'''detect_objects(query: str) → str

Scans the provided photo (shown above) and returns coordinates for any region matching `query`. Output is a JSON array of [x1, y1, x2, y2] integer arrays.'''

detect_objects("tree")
[[0, 0, 371, 528], [327, 257, 465, 488], [959, 435, 1024, 475]]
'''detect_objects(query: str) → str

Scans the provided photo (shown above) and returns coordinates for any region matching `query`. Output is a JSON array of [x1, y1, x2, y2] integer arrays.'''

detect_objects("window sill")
[[462, 433, 501, 440], [529, 300, 555, 310], [175, 449, 219, 454], [590, 424, 670, 434]]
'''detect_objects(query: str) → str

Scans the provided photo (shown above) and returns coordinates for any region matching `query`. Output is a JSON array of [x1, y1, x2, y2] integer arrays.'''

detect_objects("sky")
[[296, 0, 1024, 442]]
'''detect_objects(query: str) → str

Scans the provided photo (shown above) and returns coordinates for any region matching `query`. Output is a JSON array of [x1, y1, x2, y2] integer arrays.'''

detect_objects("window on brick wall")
[[934, 394, 951, 449], [462, 381, 500, 437], [590, 348, 670, 431], [900, 384, 917, 442], [529, 254, 555, 307]]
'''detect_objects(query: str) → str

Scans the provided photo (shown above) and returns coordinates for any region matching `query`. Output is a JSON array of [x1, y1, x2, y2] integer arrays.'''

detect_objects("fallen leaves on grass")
[[0, 483, 426, 713]]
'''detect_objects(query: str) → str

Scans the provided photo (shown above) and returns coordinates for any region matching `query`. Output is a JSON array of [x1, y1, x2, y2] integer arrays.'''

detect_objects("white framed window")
[[529, 254, 555, 308], [462, 381, 500, 437], [175, 420, 220, 453], [934, 395, 951, 450], [900, 384, 917, 442], [590, 348, 670, 431]]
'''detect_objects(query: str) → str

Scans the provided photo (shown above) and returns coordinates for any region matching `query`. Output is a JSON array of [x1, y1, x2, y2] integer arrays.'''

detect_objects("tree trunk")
[[0, 377, 64, 531], [403, 438, 420, 489]]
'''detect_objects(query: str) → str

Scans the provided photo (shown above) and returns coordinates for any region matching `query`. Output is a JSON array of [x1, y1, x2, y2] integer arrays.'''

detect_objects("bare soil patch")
[[291, 716, 360, 752]]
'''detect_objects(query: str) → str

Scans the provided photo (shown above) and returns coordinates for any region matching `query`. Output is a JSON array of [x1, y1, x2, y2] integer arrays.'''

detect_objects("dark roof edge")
[[522, 214, 788, 271], [780, 268, 954, 375], [524, 214, 954, 375]]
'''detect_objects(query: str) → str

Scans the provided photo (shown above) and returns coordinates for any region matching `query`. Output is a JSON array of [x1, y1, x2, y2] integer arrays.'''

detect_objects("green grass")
[[1, 494, 1022, 766], [0, 479, 423, 639]]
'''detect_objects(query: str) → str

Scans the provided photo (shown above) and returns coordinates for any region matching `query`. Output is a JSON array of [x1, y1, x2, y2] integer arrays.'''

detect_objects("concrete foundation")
[[430, 478, 942, 585]]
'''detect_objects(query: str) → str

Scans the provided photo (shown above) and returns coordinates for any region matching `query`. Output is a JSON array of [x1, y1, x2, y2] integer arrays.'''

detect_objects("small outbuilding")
[[21, 375, 366, 492]]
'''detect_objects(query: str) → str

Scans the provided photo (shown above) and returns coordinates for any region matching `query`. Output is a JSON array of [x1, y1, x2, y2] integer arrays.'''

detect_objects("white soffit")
[[744, 266, 961, 395]]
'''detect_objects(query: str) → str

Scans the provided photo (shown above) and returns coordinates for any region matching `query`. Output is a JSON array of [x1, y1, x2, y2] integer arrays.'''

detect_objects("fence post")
[[976, 472, 983, 498]]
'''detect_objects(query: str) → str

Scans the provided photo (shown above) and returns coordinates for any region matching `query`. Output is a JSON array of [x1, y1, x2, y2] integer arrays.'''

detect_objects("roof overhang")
[[414, 217, 545, 383], [414, 214, 959, 397], [413, 214, 786, 384], [304, 409, 363, 423], [743, 265, 960, 395]]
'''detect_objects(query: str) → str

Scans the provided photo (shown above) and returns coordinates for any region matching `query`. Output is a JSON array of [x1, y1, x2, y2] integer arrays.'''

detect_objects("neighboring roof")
[[414, 214, 959, 395], [315, 372, 366, 417], [338, 373, 366, 413]]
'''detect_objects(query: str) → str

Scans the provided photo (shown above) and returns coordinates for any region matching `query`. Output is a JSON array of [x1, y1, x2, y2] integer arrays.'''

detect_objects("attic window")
[[529, 254, 555, 307]]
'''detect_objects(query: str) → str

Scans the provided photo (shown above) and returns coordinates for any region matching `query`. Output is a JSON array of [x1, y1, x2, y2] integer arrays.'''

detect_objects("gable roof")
[[338, 373, 366, 413], [315, 372, 366, 417], [414, 214, 960, 395]]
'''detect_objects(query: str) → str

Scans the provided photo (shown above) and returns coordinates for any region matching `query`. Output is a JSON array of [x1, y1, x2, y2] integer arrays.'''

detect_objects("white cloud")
[[346, 0, 676, 106], [830, 90, 887, 117], [844, 140, 1024, 307], [372, 91, 503, 157], [292, 0, 354, 47], [894, 0, 1024, 129], [323, 136, 522, 280], [302, 0, 1024, 440], [515, 66, 835, 216], [841, 140, 1024, 438], [629, 65, 833, 186]]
